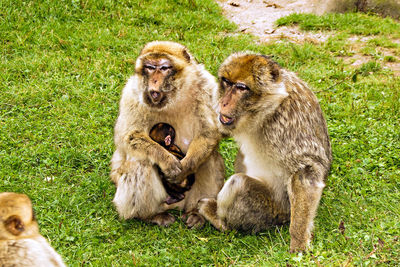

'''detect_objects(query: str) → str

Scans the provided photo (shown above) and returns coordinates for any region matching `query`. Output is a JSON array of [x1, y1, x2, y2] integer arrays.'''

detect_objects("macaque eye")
[[221, 77, 232, 87], [144, 64, 156, 70], [235, 83, 249, 91], [160, 65, 172, 71]]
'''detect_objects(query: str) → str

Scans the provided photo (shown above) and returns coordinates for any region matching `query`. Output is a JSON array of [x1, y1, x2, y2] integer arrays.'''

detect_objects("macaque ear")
[[182, 49, 191, 63], [260, 55, 280, 82], [268, 60, 280, 82], [5, 215, 25, 236]]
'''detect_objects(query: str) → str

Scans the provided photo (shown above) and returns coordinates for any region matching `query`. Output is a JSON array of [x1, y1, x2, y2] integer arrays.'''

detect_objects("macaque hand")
[[159, 153, 182, 178]]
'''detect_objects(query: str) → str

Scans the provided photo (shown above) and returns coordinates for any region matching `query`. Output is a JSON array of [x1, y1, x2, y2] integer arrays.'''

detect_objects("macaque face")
[[217, 54, 279, 129], [217, 55, 263, 128], [218, 76, 252, 127], [141, 55, 177, 109]]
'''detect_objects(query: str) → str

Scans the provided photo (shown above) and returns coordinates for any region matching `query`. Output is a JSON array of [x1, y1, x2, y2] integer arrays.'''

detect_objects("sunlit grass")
[[1, 0, 399, 265]]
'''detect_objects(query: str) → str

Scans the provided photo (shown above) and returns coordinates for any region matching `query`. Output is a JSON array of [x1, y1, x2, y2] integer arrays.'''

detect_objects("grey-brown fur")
[[111, 41, 225, 228], [198, 52, 331, 252]]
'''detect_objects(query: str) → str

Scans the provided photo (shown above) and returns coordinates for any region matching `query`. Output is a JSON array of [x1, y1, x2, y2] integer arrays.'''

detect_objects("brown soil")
[[216, 0, 400, 76], [217, 0, 330, 43]]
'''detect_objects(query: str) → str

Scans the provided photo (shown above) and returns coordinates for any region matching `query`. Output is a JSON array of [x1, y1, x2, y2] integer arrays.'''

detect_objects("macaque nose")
[[150, 90, 161, 100], [220, 100, 229, 109]]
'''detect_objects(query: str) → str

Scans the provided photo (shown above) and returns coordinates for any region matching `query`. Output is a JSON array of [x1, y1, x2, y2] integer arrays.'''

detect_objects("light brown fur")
[[198, 52, 332, 252], [0, 192, 66, 267], [111, 41, 225, 228]]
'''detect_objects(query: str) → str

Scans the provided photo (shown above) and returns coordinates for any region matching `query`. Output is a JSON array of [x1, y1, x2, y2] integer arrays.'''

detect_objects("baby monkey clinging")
[[149, 123, 195, 204]]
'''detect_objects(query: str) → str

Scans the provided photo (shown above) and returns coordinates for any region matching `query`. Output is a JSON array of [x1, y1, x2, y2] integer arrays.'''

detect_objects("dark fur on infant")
[[149, 123, 195, 204]]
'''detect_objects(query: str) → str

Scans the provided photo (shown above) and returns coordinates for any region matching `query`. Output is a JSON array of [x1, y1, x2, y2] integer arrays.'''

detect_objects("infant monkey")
[[149, 123, 195, 204]]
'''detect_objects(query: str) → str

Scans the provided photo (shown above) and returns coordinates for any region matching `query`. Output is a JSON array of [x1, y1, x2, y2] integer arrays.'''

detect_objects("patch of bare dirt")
[[343, 36, 400, 76], [216, 0, 400, 75], [217, 0, 330, 43]]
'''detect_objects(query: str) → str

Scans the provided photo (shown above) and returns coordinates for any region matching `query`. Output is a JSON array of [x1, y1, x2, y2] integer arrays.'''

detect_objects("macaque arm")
[[179, 100, 222, 175], [125, 130, 182, 177], [181, 129, 220, 174], [125, 130, 171, 163]]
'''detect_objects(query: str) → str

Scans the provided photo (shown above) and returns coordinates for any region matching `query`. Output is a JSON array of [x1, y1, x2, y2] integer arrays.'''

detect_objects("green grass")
[[1, 0, 399, 265]]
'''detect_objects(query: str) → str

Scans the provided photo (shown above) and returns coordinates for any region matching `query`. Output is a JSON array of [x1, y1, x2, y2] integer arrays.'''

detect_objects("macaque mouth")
[[219, 114, 235, 125], [144, 91, 167, 108], [147, 90, 167, 106]]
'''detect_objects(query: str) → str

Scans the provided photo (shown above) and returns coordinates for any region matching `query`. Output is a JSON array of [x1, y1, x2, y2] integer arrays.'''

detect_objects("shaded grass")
[[1, 0, 399, 265]]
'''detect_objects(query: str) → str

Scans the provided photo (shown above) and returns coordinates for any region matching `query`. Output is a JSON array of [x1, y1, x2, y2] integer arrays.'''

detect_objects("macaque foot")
[[150, 212, 176, 227], [289, 237, 308, 253], [182, 211, 205, 229], [198, 198, 227, 231]]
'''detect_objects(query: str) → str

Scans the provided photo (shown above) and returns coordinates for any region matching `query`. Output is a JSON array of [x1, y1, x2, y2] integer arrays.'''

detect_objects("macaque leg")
[[113, 159, 175, 226], [182, 151, 225, 228], [197, 197, 226, 231], [199, 173, 290, 233], [288, 167, 325, 252]]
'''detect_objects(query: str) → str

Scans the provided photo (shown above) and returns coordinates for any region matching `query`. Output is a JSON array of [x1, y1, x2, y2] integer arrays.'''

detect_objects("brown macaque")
[[198, 52, 332, 252], [0, 192, 66, 267], [110, 41, 225, 228], [149, 123, 195, 204]]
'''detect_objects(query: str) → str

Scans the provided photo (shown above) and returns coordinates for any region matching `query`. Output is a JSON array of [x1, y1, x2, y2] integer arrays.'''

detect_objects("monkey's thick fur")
[[198, 52, 332, 252], [0, 192, 66, 267], [111, 41, 225, 227]]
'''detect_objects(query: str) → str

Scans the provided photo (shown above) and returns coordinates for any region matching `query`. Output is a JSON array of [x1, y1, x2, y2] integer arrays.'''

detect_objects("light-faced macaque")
[[110, 41, 225, 228], [198, 53, 332, 252], [149, 123, 195, 204], [0, 192, 66, 267]]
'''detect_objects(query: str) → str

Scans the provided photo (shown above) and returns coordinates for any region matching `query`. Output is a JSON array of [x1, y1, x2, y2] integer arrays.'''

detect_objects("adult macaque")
[[0, 192, 66, 267], [198, 52, 332, 252], [110, 41, 224, 228]]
